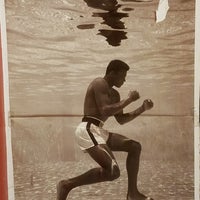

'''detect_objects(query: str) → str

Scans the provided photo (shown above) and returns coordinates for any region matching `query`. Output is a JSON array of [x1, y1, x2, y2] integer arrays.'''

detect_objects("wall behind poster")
[[0, 25, 8, 200]]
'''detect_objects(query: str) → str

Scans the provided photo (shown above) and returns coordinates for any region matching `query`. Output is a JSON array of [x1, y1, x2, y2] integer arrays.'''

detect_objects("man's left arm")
[[114, 99, 154, 125]]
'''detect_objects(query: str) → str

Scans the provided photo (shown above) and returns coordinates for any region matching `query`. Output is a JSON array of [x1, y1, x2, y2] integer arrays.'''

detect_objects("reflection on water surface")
[[98, 29, 127, 46], [77, 0, 130, 46]]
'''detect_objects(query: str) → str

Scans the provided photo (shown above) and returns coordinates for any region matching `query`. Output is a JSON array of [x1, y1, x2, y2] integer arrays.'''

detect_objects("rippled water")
[[5, 0, 194, 116]]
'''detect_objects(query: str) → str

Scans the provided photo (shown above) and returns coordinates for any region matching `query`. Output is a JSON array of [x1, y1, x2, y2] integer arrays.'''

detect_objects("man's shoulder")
[[88, 77, 110, 94], [91, 77, 107, 88], [93, 77, 105, 83]]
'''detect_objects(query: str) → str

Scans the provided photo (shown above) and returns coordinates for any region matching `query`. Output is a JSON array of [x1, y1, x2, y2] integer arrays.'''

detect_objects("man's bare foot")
[[56, 180, 72, 200], [127, 192, 154, 200], [133, 0, 153, 2]]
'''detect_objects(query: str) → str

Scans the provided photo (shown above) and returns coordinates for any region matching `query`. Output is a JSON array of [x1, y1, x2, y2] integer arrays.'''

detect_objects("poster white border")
[[0, 0, 15, 199]]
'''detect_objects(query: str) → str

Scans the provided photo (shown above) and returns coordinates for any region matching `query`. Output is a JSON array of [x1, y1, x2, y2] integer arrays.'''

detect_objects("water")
[[5, 0, 195, 199], [5, 0, 194, 116]]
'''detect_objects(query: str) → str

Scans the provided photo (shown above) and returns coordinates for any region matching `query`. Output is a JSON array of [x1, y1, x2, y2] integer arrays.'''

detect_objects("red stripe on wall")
[[0, 29, 8, 200]]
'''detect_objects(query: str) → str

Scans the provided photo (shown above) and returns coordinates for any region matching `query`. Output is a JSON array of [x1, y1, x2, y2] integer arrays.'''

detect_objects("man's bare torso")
[[84, 77, 120, 122]]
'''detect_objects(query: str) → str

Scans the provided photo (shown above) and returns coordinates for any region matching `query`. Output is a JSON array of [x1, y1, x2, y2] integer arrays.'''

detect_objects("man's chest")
[[108, 89, 119, 104]]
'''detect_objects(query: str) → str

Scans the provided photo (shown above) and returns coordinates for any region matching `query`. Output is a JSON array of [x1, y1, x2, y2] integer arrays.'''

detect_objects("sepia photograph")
[[2, 0, 197, 199]]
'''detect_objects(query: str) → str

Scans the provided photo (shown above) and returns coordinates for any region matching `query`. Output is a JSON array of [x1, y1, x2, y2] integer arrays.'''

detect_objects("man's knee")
[[109, 164, 120, 181], [127, 140, 142, 154], [104, 164, 120, 181]]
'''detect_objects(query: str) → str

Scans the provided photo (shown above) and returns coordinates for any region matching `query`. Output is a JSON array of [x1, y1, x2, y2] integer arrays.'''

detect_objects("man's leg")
[[106, 132, 153, 200], [57, 144, 120, 200]]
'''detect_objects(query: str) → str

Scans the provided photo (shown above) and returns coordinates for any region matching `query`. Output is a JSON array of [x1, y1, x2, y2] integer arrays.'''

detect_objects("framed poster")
[[1, 0, 199, 199]]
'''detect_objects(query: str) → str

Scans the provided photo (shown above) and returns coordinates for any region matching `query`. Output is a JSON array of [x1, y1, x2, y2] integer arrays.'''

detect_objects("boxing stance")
[[57, 60, 154, 200]]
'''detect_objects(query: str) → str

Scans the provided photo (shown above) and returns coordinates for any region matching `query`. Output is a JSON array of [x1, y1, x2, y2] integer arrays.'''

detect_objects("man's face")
[[113, 70, 127, 88]]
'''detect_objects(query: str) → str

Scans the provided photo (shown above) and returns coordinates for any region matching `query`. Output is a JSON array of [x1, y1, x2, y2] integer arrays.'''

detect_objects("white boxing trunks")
[[75, 116, 110, 151]]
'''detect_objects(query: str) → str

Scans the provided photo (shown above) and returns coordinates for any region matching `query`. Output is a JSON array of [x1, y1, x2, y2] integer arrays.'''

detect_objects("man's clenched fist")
[[142, 99, 154, 110], [128, 90, 140, 102]]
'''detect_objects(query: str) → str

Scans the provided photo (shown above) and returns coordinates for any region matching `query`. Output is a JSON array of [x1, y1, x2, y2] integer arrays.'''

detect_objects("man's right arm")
[[114, 99, 154, 124], [93, 79, 139, 117]]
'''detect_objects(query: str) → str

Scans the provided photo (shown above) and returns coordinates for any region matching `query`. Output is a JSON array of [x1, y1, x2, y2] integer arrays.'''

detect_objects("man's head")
[[106, 60, 130, 75], [105, 60, 130, 87]]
